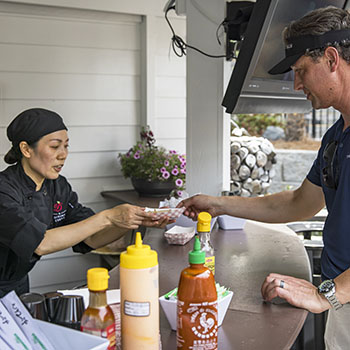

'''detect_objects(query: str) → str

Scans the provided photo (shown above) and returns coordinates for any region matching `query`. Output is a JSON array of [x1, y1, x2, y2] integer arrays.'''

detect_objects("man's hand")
[[261, 273, 331, 313], [177, 194, 222, 220]]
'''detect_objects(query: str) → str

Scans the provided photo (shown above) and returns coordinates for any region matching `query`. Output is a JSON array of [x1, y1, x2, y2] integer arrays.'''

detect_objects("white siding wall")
[[154, 15, 186, 155]]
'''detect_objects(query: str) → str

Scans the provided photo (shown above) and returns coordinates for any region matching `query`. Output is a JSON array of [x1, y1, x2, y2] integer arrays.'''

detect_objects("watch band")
[[327, 293, 343, 310]]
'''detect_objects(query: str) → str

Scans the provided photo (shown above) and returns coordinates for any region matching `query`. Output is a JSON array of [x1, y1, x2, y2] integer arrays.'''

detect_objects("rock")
[[241, 188, 251, 197], [260, 141, 274, 155], [231, 154, 241, 170], [238, 147, 249, 160], [231, 141, 241, 153], [247, 141, 260, 154], [245, 154, 256, 168], [263, 126, 285, 141], [239, 165, 251, 180], [256, 151, 267, 167], [251, 180, 262, 194], [251, 166, 259, 179]]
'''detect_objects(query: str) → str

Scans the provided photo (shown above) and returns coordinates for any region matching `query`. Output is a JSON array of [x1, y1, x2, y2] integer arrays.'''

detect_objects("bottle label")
[[124, 300, 150, 317], [177, 300, 218, 349], [81, 323, 116, 350], [205, 256, 215, 275]]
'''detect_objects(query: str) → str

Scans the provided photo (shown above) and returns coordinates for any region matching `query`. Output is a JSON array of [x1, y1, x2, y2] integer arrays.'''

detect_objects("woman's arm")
[[35, 204, 159, 255]]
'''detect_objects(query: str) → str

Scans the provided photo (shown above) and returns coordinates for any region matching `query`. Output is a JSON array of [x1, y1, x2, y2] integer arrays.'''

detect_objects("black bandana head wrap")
[[7, 108, 67, 146]]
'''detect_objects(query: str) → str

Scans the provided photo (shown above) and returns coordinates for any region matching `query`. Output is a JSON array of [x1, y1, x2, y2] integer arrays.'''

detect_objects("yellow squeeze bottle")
[[197, 212, 215, 275], [120, 232, 159, 349]]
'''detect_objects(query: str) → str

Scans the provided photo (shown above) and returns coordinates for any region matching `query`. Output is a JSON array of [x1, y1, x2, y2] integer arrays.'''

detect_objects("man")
[[180, 6, 350, 349]]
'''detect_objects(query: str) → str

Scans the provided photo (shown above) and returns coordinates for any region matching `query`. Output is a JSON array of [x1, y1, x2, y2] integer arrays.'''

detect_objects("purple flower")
[[171, 168, 179, 176], [134, 152, 140, 159], [160, 167, 166, 173], [162, 171, 170, 179], [177, 190, 183, 197], [170, 150, 177, 154], [180, 163, 185, 169], [180, 168, 186, 174], [175, 179, 183, 187], [164, 160, 169, 166]]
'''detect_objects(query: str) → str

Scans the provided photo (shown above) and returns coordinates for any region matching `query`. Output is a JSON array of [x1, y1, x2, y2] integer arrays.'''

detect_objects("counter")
[[109, 220, 311, 350]]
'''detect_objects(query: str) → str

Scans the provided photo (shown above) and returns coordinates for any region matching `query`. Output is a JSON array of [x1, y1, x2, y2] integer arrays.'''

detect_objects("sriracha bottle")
[[177, 236, 218, 350]]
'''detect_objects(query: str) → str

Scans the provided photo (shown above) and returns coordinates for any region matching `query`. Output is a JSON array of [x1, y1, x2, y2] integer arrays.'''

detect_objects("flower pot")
[[131, 178, 175, 198]]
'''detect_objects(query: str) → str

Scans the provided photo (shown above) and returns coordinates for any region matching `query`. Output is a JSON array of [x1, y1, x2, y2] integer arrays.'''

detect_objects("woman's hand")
[[261, 273, 331, 313], [107, 204, 156, 230], [142, 217, 175, 228], [107, 204, 174, 229]]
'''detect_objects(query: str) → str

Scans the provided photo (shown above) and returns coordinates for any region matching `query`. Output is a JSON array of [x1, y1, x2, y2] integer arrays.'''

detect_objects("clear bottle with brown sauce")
[[80, 268, 116, 350], [177, 236, 218, 350], [197, 212, 215, 276]]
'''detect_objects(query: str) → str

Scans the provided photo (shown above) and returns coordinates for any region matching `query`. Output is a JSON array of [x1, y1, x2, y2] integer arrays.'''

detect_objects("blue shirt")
[[307, 116, 350, 280]]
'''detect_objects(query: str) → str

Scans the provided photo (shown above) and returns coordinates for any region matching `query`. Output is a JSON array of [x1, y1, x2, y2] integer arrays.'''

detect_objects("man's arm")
[[180, 178, 325, 223]]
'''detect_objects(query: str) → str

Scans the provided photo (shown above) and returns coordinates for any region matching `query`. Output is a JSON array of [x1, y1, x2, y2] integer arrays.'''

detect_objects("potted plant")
[[118, 126, 186, 197]]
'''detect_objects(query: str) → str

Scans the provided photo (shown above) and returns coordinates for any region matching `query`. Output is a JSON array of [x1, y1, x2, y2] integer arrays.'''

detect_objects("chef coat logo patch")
[[53, 201, 66, 223], [53, 201, 63, 212]]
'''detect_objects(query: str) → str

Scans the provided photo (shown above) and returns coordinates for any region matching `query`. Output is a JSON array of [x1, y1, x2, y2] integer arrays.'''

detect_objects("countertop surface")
[[109, 220, 311, 350]]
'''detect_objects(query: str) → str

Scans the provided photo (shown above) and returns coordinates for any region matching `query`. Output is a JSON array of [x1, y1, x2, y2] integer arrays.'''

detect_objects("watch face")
[[318, 280, 334, 294]]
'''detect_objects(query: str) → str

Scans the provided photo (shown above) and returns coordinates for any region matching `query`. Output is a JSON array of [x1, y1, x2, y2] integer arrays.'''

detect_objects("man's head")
[[269, 6, 350, 75], [270, 6, 350, 110]]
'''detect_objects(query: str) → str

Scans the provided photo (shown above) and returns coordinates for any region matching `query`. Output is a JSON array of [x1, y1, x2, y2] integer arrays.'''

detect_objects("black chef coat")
[[0, 163, 95, 296]]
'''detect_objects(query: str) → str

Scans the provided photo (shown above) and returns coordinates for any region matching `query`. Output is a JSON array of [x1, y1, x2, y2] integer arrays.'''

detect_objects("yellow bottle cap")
[[87, 267, 109, 291], [197, 211, 212, 232], [120, 232, 158, 269]]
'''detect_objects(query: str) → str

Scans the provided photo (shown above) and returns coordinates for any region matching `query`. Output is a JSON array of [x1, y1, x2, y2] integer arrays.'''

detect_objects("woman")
[[0, 108, 165, 297]]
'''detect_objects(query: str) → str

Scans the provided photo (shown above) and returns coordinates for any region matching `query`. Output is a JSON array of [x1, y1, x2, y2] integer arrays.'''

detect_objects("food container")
[[145, 207, 185, 220], [159, 290, 233, 331], [34, 319, 109, 350], [217, 215, 246, 230], [164, 226, 195, 245]]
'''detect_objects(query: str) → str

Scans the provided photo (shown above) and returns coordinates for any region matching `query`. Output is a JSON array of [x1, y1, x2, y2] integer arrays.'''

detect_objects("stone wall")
[[269, 149, 318, 193]]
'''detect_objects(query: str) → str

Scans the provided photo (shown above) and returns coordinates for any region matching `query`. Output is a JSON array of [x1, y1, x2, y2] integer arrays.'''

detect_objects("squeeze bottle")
[[120, 232, 159, 349], [197, 211, 215, 275], [81, 268, 116, 350], [177, 236, 218, 350]]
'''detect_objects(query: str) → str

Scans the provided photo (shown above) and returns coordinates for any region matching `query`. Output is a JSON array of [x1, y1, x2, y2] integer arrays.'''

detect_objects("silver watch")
[[318, 279, 343, 310]]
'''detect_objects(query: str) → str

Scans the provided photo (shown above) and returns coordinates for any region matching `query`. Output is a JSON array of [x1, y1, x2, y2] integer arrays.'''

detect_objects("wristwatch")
[[318, 279, 343, 310]]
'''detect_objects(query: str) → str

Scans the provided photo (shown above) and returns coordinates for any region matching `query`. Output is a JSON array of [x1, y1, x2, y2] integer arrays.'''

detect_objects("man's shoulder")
[[322, 117, 343, 141]]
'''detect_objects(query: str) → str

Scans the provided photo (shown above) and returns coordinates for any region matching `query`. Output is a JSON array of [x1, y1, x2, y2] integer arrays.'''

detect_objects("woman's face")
[[22, 130, 69, 187]]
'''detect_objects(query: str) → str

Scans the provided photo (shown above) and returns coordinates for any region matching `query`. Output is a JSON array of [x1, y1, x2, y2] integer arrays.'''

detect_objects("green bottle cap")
[[189, 236, 205, 264]]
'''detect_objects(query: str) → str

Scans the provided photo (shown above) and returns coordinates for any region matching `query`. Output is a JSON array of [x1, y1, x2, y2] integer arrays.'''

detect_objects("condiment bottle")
[[197, 211, 215, 275], [120, 232, 159, 350], [177, 236, 218, 350], [81, 268, 116, 350]]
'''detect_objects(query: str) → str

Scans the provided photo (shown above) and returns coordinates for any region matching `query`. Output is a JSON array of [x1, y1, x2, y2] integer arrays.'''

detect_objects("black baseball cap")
[[269, 29, 350, 75]]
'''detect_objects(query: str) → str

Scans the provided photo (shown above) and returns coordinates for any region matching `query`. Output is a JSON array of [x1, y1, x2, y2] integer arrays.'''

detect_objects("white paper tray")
[[35, 319, 109, 350]]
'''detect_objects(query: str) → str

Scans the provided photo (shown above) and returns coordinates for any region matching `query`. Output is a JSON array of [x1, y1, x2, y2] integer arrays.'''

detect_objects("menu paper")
[[0, 299, 33, 350], [0, 335, 13, 350], [1, 291, 56, 350]]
